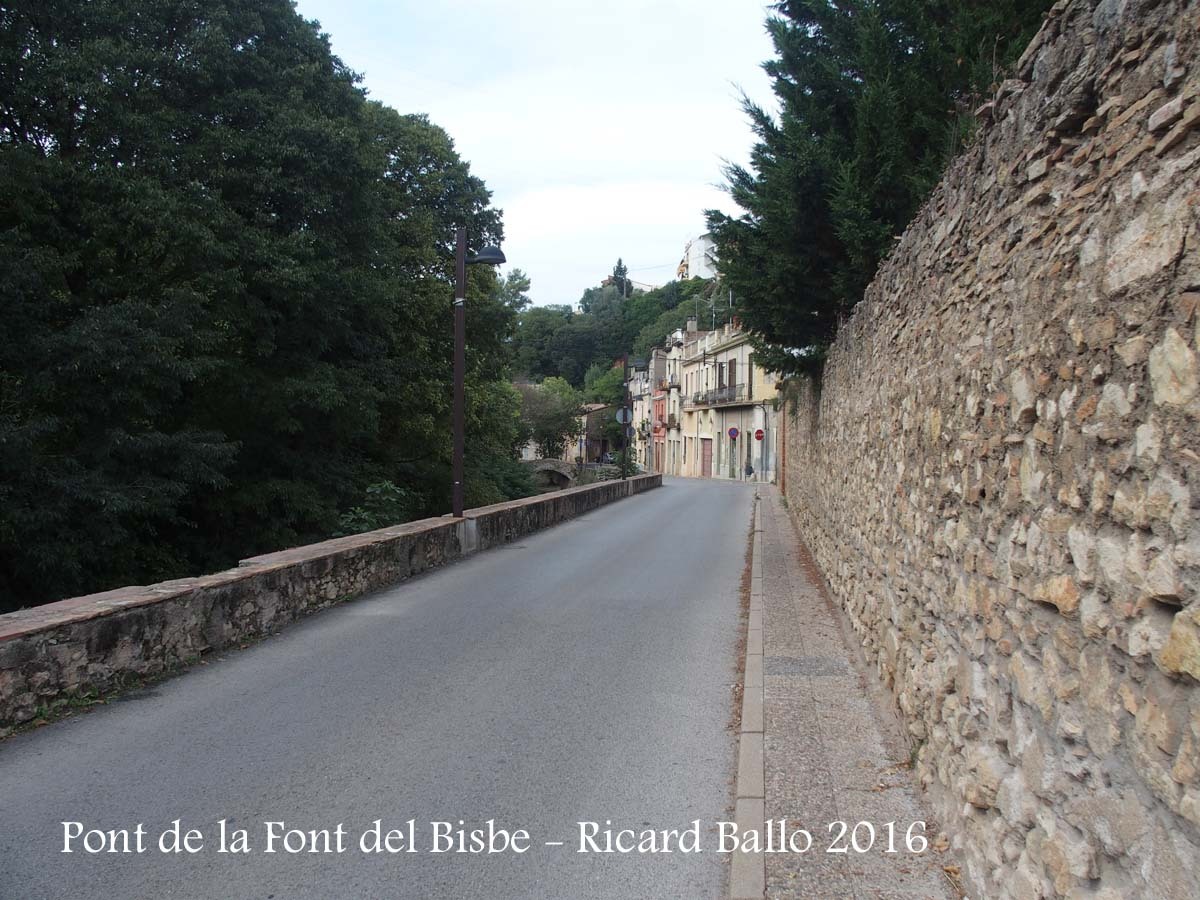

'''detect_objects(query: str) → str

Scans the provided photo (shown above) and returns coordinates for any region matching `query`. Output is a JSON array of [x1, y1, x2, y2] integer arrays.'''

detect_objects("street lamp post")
[[621, 354, 631, 480], [452, 227, 505, 518]]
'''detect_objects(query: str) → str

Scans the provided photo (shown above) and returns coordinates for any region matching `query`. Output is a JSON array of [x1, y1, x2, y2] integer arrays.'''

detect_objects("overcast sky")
[[292, 0, 778, 305]]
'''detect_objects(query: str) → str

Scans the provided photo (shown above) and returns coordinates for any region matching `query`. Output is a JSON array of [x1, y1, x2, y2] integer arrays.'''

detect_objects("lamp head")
[[469, 246, 506, 266]]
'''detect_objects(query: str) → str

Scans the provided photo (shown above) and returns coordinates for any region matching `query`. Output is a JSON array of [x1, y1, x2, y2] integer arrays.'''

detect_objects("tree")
[[518, 378, 583, 459], [1, 0, 381, 605], [584, 363, 626, 407], [507, 275, 720, 392], [548, 316, 606, 386], [707, 0, 1051, 372], [0, 0, 524, 611], [512, 304, 573, 380], [632, 307, 693, 359], [495, 269, 532, 314], [612, 258, 631, 298], [464, 379, 534, 508]]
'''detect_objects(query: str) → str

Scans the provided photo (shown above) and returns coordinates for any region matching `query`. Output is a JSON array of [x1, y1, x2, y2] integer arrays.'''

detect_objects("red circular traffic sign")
[[755, 428, 764, 441], [728, 427, 739, 439]]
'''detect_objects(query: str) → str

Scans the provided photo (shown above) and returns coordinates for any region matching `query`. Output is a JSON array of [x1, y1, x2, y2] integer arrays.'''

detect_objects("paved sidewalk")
[[758, 486, 959, 900]]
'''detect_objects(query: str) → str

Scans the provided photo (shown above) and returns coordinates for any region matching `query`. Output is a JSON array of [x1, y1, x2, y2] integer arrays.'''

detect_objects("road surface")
[[1, 478, 754, 899]]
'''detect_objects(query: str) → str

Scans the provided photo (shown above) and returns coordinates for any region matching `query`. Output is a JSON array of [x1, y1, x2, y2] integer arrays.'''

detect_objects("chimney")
[[686, 316, 698, 334]]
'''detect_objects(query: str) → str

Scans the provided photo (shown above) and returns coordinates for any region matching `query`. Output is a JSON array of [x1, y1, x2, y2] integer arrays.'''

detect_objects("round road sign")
[[728, 427, 739, 439], [755, 428, 765, 441], [615, 407, 632, 424]]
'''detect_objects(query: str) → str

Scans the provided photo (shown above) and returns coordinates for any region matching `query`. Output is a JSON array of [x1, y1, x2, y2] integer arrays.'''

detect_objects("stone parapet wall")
[[465, 474, 660, 552], [779, 1, 1199, 896], [0, 475, 660, 729]]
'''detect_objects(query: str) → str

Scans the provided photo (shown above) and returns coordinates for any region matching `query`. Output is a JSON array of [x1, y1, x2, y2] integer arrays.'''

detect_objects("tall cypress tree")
[[612, 258, 630, 298], [707, 0, 1051, 372]]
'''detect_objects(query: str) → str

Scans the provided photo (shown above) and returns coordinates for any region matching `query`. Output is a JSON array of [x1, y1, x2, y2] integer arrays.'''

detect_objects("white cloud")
[[500, 180, 738, 302], [297, 0, 778, 304]]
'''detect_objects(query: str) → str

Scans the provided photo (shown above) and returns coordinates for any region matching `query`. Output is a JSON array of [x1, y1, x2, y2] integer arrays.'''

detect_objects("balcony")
[[667, 413, 679, 429], [684, 383, 749, 408]]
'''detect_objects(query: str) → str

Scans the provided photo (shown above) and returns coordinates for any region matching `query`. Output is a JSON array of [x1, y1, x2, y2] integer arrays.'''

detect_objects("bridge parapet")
[[0, 474, 661, 730]]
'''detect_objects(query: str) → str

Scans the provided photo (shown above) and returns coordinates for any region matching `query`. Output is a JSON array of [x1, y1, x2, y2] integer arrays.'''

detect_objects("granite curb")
[[730, 489, 766, 899]]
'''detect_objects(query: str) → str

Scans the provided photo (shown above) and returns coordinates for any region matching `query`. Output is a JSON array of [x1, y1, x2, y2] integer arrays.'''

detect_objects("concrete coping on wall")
[[0, 474, 661, 647]]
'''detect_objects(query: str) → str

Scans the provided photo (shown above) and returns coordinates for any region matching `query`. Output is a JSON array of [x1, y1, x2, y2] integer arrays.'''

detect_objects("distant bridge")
[[522, 458, 578, 488]]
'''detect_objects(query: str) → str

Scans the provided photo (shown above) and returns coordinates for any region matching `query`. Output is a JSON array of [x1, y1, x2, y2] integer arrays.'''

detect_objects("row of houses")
[[627, 318, 780, 482]]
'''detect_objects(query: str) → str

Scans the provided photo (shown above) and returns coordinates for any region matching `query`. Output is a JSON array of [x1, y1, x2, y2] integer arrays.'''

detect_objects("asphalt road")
[[1, 477, 754, 900]]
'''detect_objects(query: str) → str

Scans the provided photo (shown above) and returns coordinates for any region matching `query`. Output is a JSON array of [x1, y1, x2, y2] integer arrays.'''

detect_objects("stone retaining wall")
[[0, 475, 660, 729], [780, 1, 1199, 896]]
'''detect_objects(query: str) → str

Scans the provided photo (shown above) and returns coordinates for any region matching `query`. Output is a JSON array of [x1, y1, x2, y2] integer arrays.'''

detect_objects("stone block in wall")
[[1158, 606, 1200, 679]]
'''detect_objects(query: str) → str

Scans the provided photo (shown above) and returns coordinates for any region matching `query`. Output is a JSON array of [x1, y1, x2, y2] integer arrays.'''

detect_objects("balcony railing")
[[683, 383, 748, 408], [667, 413, 679, 429]]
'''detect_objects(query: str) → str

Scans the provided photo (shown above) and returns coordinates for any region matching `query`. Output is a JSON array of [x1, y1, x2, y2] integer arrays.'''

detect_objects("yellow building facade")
[[678, 324, 780, 482]]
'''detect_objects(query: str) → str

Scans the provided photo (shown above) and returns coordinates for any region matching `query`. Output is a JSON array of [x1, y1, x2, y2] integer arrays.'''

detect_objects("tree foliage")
[[0, 0, 531, 611], [706, 0, 1052, 372], [611, 258, 631, 298], [583, 363, 626, 407], [510, 274, 727, 386], [511, 304, 573, 381], [518, 378, 583, 460], [495, 269, 533, 314]]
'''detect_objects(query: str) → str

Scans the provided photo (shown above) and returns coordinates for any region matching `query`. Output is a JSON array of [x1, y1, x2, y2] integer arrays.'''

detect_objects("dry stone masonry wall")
[[779, 1, 1200, 896]]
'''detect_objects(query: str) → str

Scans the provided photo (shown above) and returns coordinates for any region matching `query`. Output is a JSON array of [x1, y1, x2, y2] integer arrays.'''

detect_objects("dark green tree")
[[517, 377, 583, 459], [509, 276, 719, 387], [611, 258, 631, 298], [495, 269, 533, 313], [511, 304, 573, 380], [548, 316, 606, 387], [0, 0, 524, 611], [707, 0, 1051, 372], [463, 379, 534, 508], [583, 363, 626, 406]]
